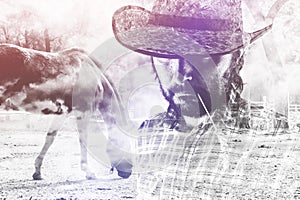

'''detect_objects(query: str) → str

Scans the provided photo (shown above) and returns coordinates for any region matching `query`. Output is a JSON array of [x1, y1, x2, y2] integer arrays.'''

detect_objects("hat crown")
[[152, 0, 242, 21]]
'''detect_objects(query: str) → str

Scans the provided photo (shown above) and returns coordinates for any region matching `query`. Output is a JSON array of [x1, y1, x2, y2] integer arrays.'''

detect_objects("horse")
[[0, 43, 132, 180]]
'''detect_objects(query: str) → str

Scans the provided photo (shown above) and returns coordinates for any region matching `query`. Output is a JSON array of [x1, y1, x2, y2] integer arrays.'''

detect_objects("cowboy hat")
[[112, 0, 272, 58]]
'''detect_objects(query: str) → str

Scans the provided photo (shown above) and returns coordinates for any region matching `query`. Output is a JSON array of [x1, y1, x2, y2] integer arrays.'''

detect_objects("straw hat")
[[112, 0, 272, 58]]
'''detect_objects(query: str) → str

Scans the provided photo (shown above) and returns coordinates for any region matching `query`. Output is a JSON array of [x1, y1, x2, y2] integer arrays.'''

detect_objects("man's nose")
[[170, 76, 194, 94], [172, 72, 192, 86]]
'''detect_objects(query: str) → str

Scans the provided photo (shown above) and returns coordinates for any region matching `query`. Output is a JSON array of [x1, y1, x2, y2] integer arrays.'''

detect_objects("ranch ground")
[[1, 112, 300, 199]]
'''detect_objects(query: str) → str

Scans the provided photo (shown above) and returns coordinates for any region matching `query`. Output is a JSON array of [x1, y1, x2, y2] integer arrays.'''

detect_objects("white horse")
[[0, 44, 132, 180]]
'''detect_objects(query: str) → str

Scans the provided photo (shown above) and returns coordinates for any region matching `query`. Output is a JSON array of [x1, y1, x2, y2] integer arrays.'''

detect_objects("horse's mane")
[[59, 47, 87, 55]]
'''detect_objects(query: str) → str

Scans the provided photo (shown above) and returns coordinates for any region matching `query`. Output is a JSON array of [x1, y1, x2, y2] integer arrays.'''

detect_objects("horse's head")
[[112, 159, 133, 179], [105, 134, 133, 178]]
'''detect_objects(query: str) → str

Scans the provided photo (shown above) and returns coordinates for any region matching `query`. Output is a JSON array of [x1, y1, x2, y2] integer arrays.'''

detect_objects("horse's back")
[[0, 44, 96, 114]]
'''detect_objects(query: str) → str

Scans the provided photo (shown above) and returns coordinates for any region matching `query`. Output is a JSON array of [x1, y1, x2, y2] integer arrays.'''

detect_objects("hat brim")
[[113, 6, 245, 58]]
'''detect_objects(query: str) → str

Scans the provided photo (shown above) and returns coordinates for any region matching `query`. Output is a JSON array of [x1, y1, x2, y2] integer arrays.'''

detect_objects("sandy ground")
[[0, 113, 137, 200], [1, 113, 300, 199]]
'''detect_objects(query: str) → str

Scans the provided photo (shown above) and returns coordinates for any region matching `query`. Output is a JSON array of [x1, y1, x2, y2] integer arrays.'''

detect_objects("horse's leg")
[[33, 115, 65, 180], [76, 114, 96, 180]]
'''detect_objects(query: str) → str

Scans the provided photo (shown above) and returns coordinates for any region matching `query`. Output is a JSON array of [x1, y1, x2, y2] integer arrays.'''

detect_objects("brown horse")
[[0, 44, 132, 180]]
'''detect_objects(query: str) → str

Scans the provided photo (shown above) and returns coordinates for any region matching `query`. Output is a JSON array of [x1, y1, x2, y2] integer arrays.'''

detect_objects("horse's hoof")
[[32, 172, 43, 180], [86, 173, 96, 180]]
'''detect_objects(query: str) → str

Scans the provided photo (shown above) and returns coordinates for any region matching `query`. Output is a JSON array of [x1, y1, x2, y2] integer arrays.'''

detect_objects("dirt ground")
[[1, 113, 300, 199], [0, 113, 137, 200]]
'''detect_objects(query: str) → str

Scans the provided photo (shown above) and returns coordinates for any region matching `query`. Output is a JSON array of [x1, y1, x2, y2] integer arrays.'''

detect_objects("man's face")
[[152, 57, 206, 126], [152, 57, 195, 90]]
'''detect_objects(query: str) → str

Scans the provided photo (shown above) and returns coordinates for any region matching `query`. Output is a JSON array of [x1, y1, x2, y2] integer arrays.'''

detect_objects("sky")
[[241, 0, 300, 105], [0, 0, 153, 51]]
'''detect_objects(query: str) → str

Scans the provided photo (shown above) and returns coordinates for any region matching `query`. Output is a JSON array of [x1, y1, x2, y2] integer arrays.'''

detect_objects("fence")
[[249, 98, 275, 131], [288, 104, 300, 130]]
